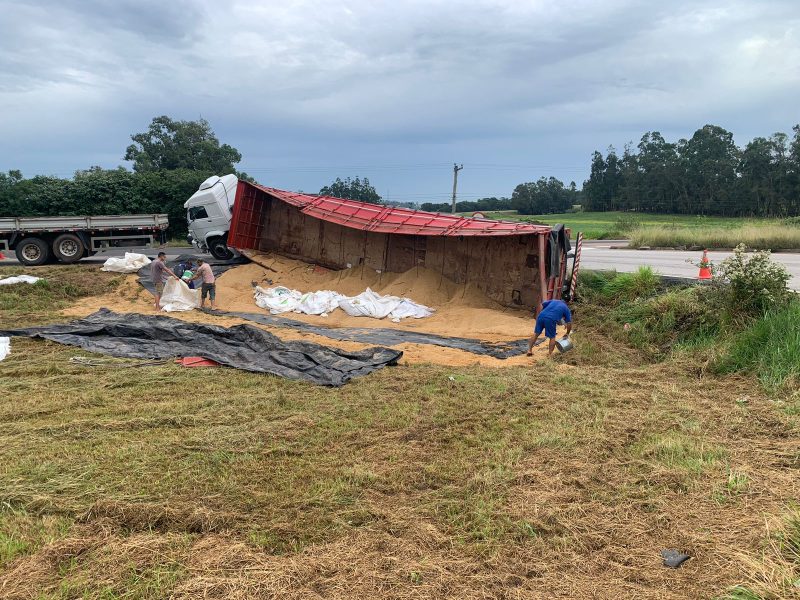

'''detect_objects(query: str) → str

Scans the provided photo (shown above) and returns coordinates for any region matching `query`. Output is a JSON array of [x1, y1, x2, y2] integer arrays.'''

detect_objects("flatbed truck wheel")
[[53, 233, 85, 263], [15, 237, 50, 266]]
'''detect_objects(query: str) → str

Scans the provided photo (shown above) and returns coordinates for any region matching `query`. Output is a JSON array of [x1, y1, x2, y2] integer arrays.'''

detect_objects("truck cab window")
[[188, 206, 209, 221]]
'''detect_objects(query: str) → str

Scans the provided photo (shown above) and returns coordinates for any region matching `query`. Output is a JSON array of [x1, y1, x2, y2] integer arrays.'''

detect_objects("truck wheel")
[[15, 237, 50, 266], [53, 233, 85, 263], [208, 238, 234, 260]]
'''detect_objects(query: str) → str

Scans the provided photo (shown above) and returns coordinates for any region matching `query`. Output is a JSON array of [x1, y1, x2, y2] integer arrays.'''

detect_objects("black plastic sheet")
[[0, 309, 401, 386], [208, 310, 529, 359]]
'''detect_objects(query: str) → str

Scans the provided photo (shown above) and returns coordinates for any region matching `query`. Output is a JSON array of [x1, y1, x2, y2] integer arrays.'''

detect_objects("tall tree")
[[512, 177, 574, 214], [320, 177, 382, 204], [679, 124, 739, 215], [124, 116, 243, 174]]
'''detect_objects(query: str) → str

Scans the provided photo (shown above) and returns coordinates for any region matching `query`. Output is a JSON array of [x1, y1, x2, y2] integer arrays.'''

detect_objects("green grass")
[[472, 211, 779, 241], [601, 265, 660, 302], [715, 302, 800, 390], [632, 431, 726, 474], [0, 265, 121, 326]]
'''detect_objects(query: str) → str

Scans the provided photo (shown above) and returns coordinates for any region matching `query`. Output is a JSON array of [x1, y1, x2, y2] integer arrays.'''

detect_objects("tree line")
[[0, 116, 252, 236], [420, 178, 580, 214], [583, 124, 800, 217]]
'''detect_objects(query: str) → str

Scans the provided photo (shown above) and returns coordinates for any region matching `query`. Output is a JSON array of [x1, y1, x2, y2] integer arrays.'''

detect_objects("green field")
[[472, 211, 781, 241]]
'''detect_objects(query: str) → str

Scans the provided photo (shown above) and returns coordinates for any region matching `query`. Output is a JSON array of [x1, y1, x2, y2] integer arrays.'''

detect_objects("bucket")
[[555, 337, 574, 354]]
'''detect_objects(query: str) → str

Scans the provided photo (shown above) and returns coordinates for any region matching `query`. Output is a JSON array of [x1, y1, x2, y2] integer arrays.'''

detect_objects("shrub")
[[782, 216, 800, 227], [711, 244, 791, 319]]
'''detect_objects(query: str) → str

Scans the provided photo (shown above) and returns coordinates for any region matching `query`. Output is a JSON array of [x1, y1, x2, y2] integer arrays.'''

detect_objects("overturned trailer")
[[226, 182, 570, 310]]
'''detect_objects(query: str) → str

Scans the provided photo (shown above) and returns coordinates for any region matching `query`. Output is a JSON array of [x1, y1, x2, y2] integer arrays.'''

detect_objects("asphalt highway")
[[580, 240, 800, 289]]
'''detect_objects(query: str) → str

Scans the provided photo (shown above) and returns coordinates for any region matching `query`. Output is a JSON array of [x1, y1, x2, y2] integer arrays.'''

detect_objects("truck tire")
[[208, 237, 234, 260], [52, 233, 85, 263], [15, 237, 50, 266]]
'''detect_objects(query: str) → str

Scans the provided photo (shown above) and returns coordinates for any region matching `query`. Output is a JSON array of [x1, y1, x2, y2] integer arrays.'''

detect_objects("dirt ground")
[[62, 254, 565, 367]]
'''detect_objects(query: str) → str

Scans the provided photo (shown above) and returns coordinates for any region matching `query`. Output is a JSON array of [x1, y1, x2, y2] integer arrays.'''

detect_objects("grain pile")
[[214, 252, 534, 340], [62, 253, 563, 366]]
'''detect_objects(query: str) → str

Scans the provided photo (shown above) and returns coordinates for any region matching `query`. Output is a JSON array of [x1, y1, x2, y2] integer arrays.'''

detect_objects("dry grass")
[[1, 266, 799, 598], [628, 224, 800, 250]]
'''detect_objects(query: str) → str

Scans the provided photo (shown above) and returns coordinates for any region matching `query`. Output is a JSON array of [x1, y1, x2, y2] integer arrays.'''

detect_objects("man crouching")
[[527, 299, 572, 357]]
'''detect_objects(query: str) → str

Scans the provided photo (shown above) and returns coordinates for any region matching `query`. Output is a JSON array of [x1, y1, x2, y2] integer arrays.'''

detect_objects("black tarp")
[[208, 310, 530, 359], [0, 309, 402, 386], [137, 254, 247, 294], [546, 224, 571, 278]]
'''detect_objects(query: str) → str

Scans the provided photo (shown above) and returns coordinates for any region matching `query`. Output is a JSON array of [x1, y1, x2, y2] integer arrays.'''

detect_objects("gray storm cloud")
[[0, 0, 798, 199]]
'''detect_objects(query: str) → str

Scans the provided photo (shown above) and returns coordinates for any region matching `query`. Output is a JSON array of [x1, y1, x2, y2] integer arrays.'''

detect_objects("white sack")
[[0, 275, 41, 285], [0, 337, 9, 362], [386, 298, 436, 320], [337, 288, 400, 319], [160, 278, 201, 312], [338, 288, 434, 320], [254, 286, 303, 314], [295, 290, 344, 315], [101, 252, 151, 273], [254, 285, 434, 320]]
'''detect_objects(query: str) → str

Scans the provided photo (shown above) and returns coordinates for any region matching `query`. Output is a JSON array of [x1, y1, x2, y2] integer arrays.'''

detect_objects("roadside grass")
[[713, 301, 800, 391], [1, 269, 799, 597], [628, 224, 800, 250], [576, 269, 799, 395], [716, 506, 800, 599], [475, 211, 779, 241], [0, 265, 121, 327]]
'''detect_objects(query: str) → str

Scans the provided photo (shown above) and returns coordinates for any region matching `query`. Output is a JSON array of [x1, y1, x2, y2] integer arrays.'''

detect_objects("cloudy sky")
[[1, 0, 799, 202]]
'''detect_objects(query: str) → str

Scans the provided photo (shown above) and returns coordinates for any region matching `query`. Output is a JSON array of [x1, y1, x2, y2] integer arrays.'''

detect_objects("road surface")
[[3, 243, 800, 290], [580, 240, 800, 289]]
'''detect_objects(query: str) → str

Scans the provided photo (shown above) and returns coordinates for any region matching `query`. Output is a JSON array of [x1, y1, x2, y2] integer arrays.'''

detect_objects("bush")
[[711, 244, 791, 319]]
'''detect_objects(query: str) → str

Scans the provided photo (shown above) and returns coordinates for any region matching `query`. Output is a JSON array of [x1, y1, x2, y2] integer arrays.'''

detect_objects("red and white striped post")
[[569, 232, 583, 301]]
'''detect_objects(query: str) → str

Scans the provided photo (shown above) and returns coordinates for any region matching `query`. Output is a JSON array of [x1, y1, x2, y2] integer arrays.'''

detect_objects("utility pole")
[[451, 163, 463, 214]]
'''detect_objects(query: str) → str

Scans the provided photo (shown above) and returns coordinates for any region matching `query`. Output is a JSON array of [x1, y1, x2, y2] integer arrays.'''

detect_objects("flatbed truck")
[[0, 214, 169, 266]]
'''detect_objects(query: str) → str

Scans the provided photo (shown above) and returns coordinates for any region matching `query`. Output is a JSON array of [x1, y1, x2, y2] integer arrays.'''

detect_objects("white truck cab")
[[184, 174, 238, 259]]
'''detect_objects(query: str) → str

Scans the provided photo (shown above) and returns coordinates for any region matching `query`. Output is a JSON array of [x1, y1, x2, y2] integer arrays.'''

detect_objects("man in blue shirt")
[[527, 299, 572, 357]]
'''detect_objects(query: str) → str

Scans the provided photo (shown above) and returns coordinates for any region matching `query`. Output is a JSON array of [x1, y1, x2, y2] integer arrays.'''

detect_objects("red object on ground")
[[697, 249, 712, 280], [0, 252, 5, 259], [228, 182, 552, 249], [175, 357, 220, 368]]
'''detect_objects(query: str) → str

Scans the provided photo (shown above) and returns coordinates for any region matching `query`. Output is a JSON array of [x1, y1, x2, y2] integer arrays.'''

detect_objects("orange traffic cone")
[[697, 249, 712, 280]]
